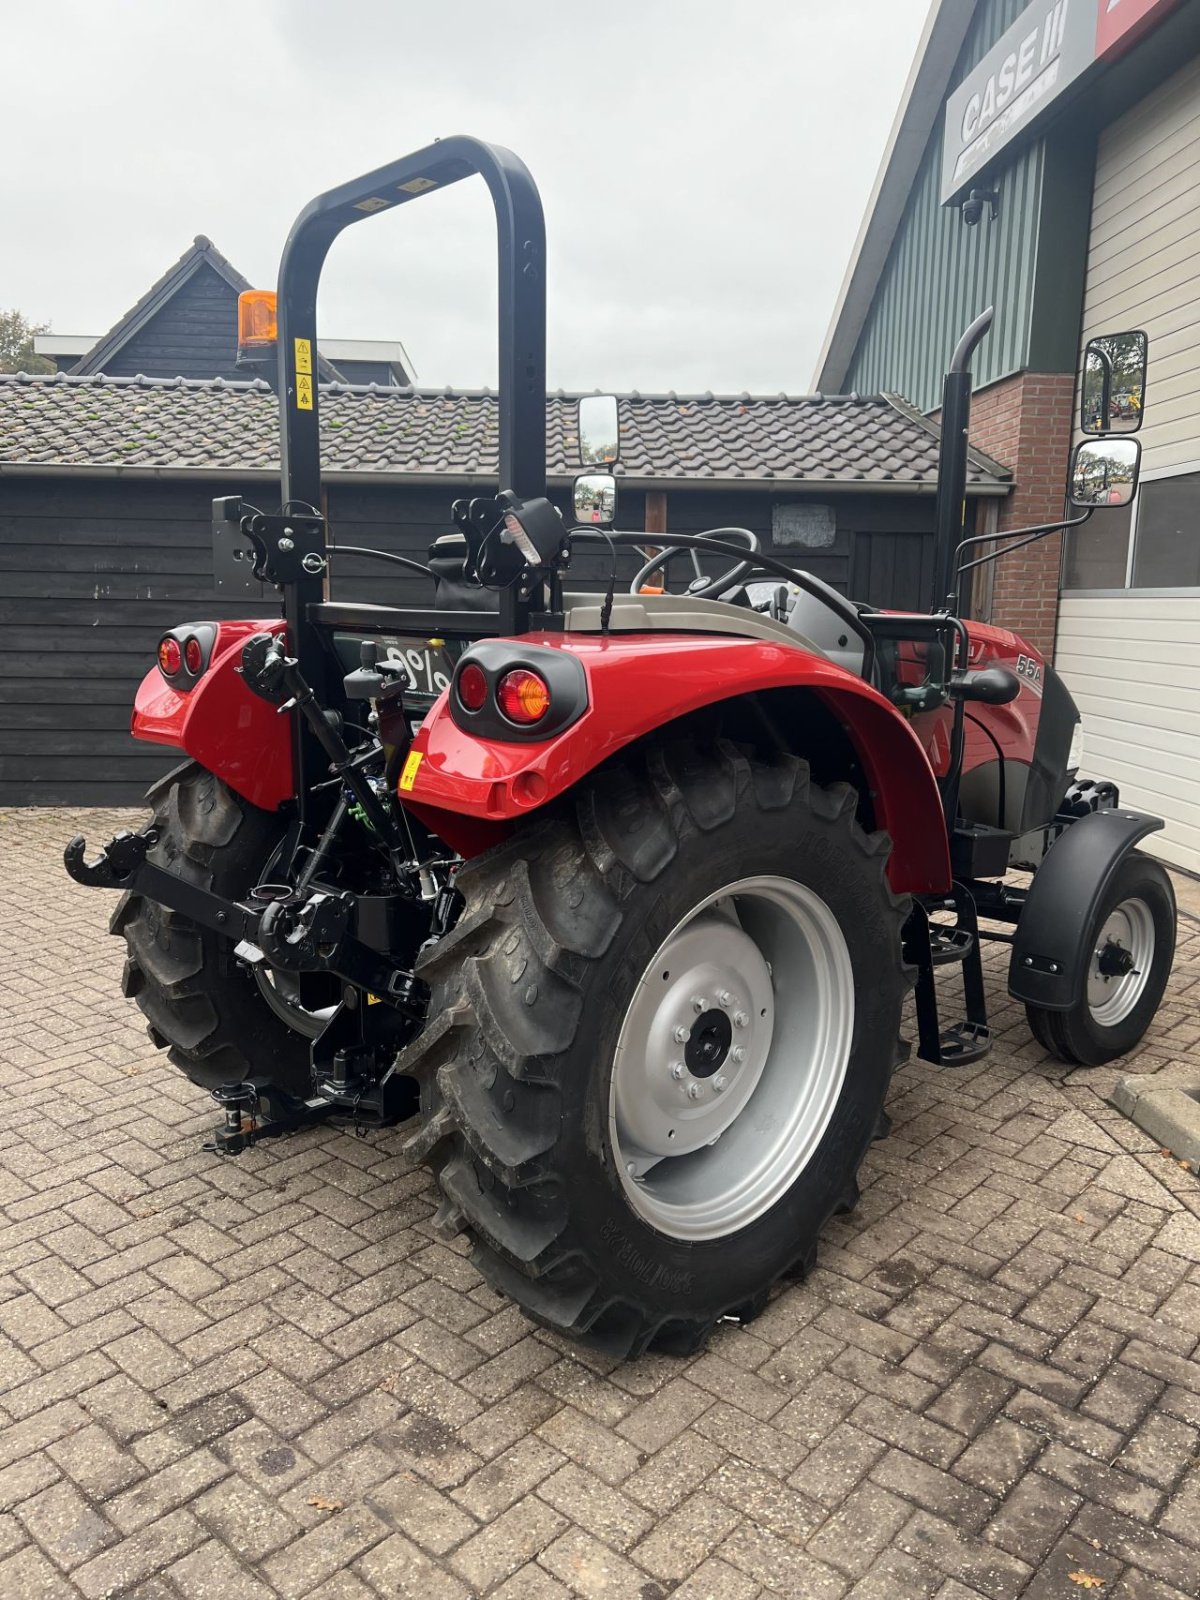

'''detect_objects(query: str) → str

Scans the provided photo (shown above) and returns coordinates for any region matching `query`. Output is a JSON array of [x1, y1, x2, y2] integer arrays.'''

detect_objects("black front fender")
[[1008, 809, 1165, 1010]]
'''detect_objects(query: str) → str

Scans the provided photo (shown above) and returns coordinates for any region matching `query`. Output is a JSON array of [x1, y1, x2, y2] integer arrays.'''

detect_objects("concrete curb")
[[1111, 1072, 1200, 1174]]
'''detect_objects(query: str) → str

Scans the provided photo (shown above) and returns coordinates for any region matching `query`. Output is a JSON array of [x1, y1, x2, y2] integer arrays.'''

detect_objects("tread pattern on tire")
[[396, 738, 912, 1357], [113, 762, 311, 1095]]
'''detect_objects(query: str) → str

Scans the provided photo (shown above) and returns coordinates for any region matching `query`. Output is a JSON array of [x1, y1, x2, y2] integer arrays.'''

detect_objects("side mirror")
[[1081, 330, 1147, 435], [1069, 437, 1141, 508], [573, 471, 618, 527], [578, 394, 620, 465]]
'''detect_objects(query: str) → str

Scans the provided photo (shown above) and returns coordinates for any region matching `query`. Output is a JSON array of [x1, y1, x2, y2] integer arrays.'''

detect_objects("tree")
[[0, 309, 54, 374]]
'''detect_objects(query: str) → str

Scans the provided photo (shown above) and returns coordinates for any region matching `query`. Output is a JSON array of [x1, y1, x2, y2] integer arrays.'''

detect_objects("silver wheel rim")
[[1088, 896, 1156, 1027], [609, 874, 854, 1242]]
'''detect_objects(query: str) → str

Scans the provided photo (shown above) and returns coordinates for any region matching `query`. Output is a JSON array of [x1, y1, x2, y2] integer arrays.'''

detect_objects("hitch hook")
[[64, 827, 160, 889]]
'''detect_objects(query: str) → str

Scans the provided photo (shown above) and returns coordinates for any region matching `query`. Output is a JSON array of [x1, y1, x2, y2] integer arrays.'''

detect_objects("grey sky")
[[4, 0, 929, 394]]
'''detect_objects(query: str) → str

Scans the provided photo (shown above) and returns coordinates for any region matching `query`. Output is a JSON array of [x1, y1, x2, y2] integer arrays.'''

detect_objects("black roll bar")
[[271, 136, 547, 804]]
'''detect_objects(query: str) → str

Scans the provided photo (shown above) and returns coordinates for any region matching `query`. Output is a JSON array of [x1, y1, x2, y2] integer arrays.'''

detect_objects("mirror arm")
[[955, 507, 1093, 583], [952, 506, 1095, 572]]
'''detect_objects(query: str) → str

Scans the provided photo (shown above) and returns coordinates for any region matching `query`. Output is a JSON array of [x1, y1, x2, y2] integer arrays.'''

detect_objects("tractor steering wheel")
[[630, 527, 759, 599]]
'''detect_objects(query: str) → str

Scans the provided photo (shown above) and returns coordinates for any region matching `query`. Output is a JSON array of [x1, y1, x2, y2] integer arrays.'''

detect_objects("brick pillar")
[[965, 371, 1076, 661]]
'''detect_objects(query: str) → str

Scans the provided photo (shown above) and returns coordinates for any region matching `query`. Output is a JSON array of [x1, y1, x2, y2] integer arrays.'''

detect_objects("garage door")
[[1057, 53, 1200, 875]]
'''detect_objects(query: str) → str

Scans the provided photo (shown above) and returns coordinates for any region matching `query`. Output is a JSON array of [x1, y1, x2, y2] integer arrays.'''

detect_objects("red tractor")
[[67, 139, 1173, 1357]]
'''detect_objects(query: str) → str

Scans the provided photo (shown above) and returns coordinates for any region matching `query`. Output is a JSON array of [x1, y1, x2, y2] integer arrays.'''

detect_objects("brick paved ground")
[[3, 806, 1200, 1600]]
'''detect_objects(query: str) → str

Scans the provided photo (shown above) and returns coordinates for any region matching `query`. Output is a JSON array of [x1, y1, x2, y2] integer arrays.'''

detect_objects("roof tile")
[[0, 375, 1011, 488]]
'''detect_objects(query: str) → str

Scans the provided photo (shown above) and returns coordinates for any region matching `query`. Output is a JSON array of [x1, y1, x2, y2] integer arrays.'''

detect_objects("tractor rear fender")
[[402, 631, 952, 895], [130, 618, 293, 811], [1008, 809, 1166, 1009]]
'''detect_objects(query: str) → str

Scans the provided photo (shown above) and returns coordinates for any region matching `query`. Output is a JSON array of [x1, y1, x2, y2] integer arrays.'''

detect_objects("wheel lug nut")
[[717, 990, 732, 1008], [691, 995, 707, 1013], [734, 1011, 749, 1028], [687, 1082, 702, 1100], [670, 1062, 685, 1080], [731, 1047, 746, 1063], [673, 1025, 689, 1043], [713, 1075, 727, 1092]]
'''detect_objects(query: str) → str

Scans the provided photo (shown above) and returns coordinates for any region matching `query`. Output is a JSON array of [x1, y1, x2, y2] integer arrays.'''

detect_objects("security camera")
[[961, 186, 999, 227]]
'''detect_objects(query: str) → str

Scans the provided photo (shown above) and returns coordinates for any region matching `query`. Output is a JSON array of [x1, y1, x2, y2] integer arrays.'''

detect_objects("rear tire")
[[398, 738, 911, 1357], [113, 763, 313, 1095], [1025, 853, 1175, 1066]]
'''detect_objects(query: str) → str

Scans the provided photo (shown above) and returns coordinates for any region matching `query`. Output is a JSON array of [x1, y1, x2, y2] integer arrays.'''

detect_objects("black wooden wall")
[[0, 475, 941, 805], [98, 265, 244, 382]]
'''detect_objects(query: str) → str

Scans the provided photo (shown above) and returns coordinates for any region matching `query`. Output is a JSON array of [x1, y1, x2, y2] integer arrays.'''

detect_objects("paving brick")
[[452, 1436, 565, 1520], [17, 1478, 118, 1569], [449, 1496, 566, 1591], [72, 1507, 205, 1599], [168, 1538, 277, 1600], [356, 1532, 475, 1599], [628, 1489, 741, 1582], [365, 1469, 478, 1555], [261, 1505, 391, 1598], [808, 1479, 912, 1578]]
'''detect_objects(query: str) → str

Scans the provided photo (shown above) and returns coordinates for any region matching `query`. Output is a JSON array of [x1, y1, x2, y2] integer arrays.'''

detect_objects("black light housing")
[[496, 490, 567, 568]]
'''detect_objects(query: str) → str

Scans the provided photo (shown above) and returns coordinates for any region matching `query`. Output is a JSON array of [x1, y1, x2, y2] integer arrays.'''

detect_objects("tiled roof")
[[0, 372, 1011, 490]]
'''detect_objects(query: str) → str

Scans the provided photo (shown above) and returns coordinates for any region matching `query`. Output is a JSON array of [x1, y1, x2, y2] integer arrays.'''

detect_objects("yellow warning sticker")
[[398, 750, 423, 792], [398, 176, 437, 194], [296, 373, 314, 411], [366, 992, 382, 1006], [353, 196, 391, 213], [294, 338, 312, 376]]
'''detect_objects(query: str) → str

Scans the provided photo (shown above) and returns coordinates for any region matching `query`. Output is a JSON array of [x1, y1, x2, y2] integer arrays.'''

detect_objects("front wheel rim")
[[609, 874, 854, 1242], [1087, 896, 1156, 1026]]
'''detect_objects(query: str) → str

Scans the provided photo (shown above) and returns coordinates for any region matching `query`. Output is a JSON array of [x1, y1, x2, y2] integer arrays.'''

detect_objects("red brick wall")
[[966, 371, 1076, 661]]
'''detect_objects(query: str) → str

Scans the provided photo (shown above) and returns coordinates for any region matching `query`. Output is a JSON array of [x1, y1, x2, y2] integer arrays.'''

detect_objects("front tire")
[[1025, 852, 1176, 1066], [399, 738, 910, 1357], [113, 763, 314, 1096]]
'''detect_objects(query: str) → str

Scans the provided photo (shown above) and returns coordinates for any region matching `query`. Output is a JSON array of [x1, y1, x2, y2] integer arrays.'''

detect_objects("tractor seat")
[[429, 532, 498, 612]]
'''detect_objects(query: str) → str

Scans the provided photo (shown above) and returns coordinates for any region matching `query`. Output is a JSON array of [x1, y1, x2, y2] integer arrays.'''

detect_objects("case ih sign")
[[941, 0, 1179, 203]]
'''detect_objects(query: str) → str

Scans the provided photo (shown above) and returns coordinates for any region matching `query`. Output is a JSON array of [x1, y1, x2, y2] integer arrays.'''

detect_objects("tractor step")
[[929, 926, 974, 965], [937, 1021, 992, 1066]]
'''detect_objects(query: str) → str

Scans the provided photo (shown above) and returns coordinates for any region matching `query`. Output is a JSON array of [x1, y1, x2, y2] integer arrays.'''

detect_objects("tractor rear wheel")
[[1025, 853, 1176, 1067], [113, 762, 317, 1095], [399, 738, 911, 1357]]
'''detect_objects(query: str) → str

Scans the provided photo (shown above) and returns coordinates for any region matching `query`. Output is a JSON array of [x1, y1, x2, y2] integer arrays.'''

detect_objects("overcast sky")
[[4, 0, 931, 394]]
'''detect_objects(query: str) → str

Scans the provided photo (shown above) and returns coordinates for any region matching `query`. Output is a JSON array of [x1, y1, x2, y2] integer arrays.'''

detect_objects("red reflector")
[[184, 636, 203, 675], [497, 668, 551, 725], [457, 663, 488, 711], [158, 637, 182, 676]]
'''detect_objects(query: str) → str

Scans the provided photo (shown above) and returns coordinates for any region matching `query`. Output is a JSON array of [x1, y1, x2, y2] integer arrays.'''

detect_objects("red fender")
[[131, 619, 293, 811], [402, 631, 951, 895]]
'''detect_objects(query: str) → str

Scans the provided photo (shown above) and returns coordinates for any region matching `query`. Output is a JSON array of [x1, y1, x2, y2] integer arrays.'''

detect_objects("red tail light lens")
[[497, 668, 551, 725], [457, 663, 489, 712], [184, 636, 204, 675], [158, 637, 182, 676]]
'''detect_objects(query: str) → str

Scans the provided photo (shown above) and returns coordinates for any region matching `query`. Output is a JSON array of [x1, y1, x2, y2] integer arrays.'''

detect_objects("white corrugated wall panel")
[[1057, 59, 1200, 874], [1057, 597, 1200, 873]]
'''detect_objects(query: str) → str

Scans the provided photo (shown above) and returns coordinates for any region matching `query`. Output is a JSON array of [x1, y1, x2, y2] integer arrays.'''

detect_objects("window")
[[1062, 467, 1200, 591], [1061, 501, 1133, 590], [1131, 470, 1200, 588]]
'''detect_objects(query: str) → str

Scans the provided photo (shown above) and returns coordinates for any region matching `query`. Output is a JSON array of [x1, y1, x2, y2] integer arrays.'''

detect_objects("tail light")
[[456, 662, 489, 712], [497, 669, 551, 725], [156, 624, 216, 686]]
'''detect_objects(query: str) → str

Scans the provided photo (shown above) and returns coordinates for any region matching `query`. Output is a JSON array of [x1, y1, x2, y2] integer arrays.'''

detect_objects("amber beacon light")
[[237, 290, 278, 365]]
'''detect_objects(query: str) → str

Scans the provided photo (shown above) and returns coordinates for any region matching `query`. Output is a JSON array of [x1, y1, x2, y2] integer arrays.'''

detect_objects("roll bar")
[[269, 137, 547, 799]]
